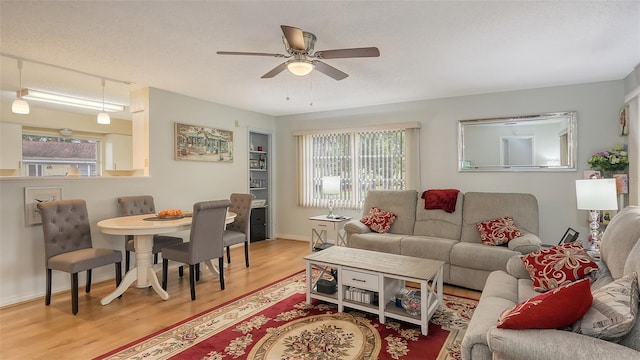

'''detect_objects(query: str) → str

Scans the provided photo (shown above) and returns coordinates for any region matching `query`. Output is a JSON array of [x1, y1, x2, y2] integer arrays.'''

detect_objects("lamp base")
[[588, 210, 601, 251]]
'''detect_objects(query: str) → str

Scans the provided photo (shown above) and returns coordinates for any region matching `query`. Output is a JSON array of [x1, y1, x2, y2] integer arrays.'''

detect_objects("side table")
[[309, 215, 352, 251]]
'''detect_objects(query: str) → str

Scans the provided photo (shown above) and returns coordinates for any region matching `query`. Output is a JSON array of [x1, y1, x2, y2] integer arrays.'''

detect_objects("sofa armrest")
[[508, 232, 542, 254], [487, 328, 640, 360], [505, 255, 530, 279], [344, 219, 371, 235]]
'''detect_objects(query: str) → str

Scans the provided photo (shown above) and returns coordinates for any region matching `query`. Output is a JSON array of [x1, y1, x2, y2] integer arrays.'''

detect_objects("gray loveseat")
[[462, 205, 640, 360], [344, 190, 542, 291]]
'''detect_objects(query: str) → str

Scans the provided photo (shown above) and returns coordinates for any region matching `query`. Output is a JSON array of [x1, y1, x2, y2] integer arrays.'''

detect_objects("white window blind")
[[296, 124, 420, 209]]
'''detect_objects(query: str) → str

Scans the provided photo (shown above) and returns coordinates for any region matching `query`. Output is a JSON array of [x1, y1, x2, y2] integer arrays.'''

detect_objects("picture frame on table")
[[583, 170, 601, 179], [559, 227, 579, 245], [24, 187, 63, 226]]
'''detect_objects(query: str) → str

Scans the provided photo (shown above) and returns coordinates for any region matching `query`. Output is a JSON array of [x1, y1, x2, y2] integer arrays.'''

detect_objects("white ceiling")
[[1, 1, 639, 118]]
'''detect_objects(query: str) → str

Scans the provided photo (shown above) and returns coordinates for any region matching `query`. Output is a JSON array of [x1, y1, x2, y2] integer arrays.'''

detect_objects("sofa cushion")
[[450, 242, 518, 272], [348, 233, 403, 254], [476, 216, 522, 245], [361, 190, 417, 235], [360, 206, 397, 233], [413, 191, 463, 240], [421, 188, 460, 213], [522, 242, 599, 292], [497, 278, 592, 329], [573, 272, 639, 341], [461, 192, 539, 244]]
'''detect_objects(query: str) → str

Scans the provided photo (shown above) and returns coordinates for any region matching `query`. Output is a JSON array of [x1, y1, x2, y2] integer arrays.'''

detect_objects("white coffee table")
[[304, 246, 444, 335]]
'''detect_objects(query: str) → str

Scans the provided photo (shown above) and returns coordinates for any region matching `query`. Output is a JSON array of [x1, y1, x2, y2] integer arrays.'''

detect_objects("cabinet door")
[[250, 207, 267, 242], [0, 123, 22, 170], [104, 134, 133, 170]]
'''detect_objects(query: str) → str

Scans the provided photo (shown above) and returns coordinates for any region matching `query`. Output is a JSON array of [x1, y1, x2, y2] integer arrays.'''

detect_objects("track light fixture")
[[97, 79, 110, 125], [11, 59, 30, 114]]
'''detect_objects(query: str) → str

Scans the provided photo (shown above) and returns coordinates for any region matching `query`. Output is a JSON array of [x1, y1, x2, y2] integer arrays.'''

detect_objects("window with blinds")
[[298, 126, 417, 210]]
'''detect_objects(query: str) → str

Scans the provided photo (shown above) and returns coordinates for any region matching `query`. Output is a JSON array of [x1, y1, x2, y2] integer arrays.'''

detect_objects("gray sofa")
[[344, 190, 542, 291], [462, 205, 640, 360]]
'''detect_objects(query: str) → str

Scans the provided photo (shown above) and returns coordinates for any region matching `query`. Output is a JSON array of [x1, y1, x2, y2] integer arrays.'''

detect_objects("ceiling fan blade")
[[217, 51, 287, 58], [261, 62, 288, 78], [312, 60, 348, 81], [280, 25, 306, 51], [313, 47, 380, 59]]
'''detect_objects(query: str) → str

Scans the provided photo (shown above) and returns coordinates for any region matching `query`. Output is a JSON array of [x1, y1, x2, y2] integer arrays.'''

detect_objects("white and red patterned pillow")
[[497, 278, 592, 329], [476, 216, 522, 245], [360, 206, 397, 233], [522, 242, 599, 292]]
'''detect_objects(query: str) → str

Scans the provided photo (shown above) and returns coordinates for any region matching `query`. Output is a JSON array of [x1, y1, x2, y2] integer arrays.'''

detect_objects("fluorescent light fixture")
[[287, 60, 314, 76], [17, 89, 124, 112]]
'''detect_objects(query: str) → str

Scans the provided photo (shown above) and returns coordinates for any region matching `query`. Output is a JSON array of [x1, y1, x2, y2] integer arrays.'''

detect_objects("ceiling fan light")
[[97, 112, 111, 124], [287, 61, 314, 76], [12, 98, 30, 114]]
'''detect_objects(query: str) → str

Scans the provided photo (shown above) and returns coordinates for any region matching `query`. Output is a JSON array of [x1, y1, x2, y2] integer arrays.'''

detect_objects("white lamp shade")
[[576, 179, 618, 210], [322, 176, 341, 195], [11, 98, 30, 114], [287, 61, 314, 76], [97, 112, 111, 124]]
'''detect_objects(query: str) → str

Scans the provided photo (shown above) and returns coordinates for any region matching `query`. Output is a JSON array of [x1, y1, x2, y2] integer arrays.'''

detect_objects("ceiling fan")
[[217, 25, 380, 81]]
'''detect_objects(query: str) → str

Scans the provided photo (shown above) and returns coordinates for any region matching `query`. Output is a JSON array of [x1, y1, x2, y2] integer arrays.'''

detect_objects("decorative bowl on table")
[[401, 292, 421, 316]]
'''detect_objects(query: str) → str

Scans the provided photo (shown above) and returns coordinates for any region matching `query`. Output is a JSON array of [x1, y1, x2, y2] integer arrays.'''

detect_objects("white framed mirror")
[[458, 111, 577, 172]]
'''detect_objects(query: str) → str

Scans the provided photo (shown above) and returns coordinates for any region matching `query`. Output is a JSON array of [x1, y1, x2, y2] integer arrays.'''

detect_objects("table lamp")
[[322, 176, 341, 218], [575, 179, 618, 251]]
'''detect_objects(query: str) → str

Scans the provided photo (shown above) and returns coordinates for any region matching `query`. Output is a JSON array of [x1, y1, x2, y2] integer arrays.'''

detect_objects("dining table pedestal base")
[[100, 234, 169, 305]]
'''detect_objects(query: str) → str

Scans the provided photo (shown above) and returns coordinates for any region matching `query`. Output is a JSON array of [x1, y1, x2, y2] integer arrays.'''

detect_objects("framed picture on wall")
[[24, 187, 63, 226], [174, 122, 233, 162]]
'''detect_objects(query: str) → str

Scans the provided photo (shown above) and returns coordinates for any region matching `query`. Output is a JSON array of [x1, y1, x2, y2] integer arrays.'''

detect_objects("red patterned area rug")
[[95, 272, 477, 360]]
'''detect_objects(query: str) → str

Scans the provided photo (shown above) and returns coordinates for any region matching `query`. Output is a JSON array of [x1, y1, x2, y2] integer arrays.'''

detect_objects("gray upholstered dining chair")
[[161, 199, 230, 300], [223, 193, 254, 268], [117, 195, 183, 273], [38, 199, 122, 315]]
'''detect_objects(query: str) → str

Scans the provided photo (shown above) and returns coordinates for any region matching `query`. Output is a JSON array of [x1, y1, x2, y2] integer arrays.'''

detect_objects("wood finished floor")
[[0, 239, 480, 359]]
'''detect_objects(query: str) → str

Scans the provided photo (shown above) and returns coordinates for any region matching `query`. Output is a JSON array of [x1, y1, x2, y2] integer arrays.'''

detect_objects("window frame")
[[295, 123, 421, 210], [21, 130, 103, 177]]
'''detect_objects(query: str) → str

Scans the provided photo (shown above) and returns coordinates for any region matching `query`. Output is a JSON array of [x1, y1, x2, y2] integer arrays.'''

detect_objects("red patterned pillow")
[[421, 189, 460, 213], [522, 242, 599, 292], [476, 216, 522, 245], [360, 206, 397, 233], [497, 278, 592, 329]]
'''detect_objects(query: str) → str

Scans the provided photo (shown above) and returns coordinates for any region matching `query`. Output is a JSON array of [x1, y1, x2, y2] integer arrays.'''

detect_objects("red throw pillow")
[[421, 189, 460, 213], [476, 216, 522, 245], [497, 278, 592, 329], [360, 206, 397, 233], [522, 242, 598, 292]]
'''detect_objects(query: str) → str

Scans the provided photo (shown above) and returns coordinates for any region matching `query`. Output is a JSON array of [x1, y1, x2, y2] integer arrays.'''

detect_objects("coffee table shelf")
[[304, 246, 444, 336]]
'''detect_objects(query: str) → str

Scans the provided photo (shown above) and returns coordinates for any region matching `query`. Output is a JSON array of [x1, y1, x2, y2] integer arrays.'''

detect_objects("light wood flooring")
[[0, 239, 480, 359]]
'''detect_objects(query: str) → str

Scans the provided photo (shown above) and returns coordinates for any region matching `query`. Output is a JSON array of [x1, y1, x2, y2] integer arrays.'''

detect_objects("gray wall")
[[0, 80, 630, 306], [0, 88, 275, 306], [275, 81, 628, 246]]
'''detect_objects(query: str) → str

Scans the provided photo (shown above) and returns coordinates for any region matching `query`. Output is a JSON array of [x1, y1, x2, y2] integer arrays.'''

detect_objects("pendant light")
[[97, 79, 110, 124], [12, 59, 30, 114]]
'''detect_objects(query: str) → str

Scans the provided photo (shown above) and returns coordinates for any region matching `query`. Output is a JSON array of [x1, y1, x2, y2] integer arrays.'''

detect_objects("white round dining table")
[[97, 211, 236, 305]]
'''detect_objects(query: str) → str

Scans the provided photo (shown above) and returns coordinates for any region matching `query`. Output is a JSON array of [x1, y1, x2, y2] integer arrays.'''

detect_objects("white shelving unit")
[[249, 131, 271, 240]]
